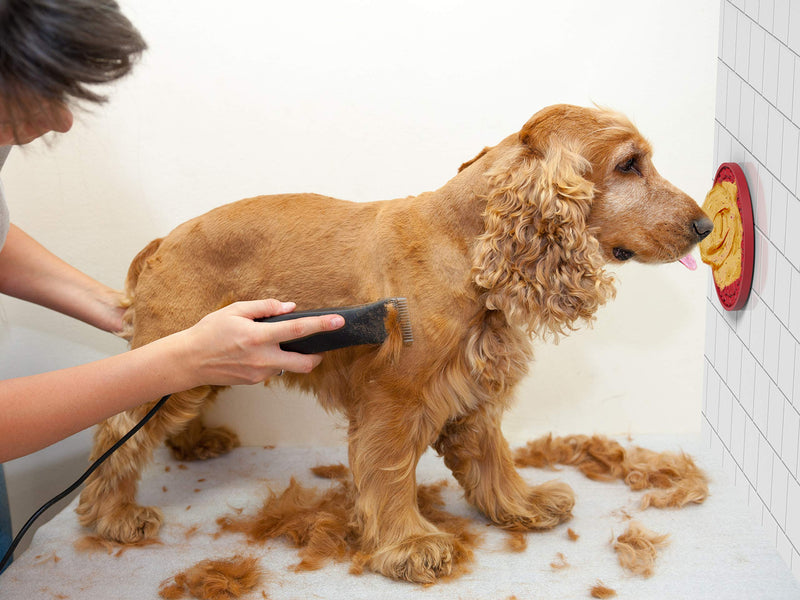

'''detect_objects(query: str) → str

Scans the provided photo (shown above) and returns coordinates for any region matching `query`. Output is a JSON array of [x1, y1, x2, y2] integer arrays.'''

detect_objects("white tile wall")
[[708, 0, 800, 580]]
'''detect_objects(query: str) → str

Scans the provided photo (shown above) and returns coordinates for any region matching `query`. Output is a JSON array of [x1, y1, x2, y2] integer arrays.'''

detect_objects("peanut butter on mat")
[[699, 181, 742, 289]]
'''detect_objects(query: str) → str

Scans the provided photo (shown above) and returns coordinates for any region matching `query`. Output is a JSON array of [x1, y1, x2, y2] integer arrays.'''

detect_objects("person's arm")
[[0, 299, 344, 462], [0, 224, 126, 334]]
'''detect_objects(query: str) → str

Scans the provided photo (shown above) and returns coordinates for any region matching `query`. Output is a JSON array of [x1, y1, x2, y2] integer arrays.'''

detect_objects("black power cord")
[[0, 393, 171, 573]]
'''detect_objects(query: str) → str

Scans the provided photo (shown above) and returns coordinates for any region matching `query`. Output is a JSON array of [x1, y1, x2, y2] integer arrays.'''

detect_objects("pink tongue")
[[679, 254, 697, 270]]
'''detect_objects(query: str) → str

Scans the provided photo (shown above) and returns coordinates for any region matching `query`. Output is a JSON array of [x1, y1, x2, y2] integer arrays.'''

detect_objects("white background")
[[0, 0, 719, 543]]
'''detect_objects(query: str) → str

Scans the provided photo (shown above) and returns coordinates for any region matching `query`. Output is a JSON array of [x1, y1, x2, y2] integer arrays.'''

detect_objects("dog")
[[77, 104, 712, 583]]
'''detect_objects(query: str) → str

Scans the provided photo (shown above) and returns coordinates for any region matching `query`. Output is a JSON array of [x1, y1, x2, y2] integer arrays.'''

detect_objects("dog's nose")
[[692, 217, 713, 241]]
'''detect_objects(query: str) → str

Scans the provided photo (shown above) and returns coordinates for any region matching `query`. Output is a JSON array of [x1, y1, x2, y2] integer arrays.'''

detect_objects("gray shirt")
[[0, 146, 10, 250]]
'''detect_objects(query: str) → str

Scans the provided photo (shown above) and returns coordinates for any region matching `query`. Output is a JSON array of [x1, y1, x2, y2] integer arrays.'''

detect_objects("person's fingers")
[[265, 314, 345, 344], [184, 300, 345, 384], [225, 298, 296, 319], [220, 300, 344, 342], [273, 351, 324, 375]]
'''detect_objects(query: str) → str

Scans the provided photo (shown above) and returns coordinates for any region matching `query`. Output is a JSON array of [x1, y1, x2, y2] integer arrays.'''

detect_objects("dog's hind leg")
[[165, 416, 239, 461], [76, 386, 214, 543], [348, 388, 454, 584], [165, 390, 240, 461], [434, 403, 574, 531]]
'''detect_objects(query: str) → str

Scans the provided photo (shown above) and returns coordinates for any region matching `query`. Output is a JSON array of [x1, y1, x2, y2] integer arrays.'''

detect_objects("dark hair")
[[0, 0, 147, 140]]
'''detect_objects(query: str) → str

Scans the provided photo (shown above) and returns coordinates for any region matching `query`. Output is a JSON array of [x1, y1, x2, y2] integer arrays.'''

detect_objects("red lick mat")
[[711, 162, 755, 311]]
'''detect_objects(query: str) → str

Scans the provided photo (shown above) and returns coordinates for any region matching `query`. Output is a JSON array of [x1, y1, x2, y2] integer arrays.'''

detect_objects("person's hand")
[[97, 288, 130, 337], [174, 299, 344, 388]]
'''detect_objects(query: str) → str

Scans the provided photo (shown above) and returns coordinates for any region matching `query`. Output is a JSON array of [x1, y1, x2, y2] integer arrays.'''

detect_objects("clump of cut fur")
[[215, 466, 480, 581], [613, 521, 669, 577], [158, 555, 263, 600], [590, 581, 618, 598], [216, 477, 352, 572], [549, 552, 569, 570], [310, 463, 350, 481], [33, 553, 60, 565], [506, 531, 527, 552], [513, 434, 708, 508]]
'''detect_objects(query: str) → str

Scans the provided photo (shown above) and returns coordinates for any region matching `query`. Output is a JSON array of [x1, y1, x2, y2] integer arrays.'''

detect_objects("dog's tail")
[[119, 237, 163, 341]]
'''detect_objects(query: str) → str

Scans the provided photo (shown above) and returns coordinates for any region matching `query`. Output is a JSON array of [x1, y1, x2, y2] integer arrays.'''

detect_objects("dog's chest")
[[455, 317, 533, 412]]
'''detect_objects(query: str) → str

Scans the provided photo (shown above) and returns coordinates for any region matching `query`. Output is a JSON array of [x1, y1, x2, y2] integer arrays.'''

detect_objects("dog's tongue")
[[679, 254, 697, 270]]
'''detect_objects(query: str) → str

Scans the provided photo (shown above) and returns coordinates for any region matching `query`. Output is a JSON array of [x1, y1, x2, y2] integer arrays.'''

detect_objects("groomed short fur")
[[77, 104, 711, 584]]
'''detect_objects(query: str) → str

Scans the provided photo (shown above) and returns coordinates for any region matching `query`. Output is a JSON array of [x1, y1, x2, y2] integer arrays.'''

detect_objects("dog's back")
[[127, 193, 391, 347], [125, 190, 482, 370]]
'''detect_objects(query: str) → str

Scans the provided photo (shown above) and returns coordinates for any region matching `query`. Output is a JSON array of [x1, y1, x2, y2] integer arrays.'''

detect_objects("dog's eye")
[[613, 247, 635, 261], [616, 156, 641, 176]]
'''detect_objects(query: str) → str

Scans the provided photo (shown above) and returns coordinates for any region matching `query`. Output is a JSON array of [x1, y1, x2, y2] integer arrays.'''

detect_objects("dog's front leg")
[[347, 389, 453, 584], [434, 402, 574, 531]]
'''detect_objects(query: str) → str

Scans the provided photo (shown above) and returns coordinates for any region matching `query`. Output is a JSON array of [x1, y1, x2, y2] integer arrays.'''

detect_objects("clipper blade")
[[388, 297, 414, 345]]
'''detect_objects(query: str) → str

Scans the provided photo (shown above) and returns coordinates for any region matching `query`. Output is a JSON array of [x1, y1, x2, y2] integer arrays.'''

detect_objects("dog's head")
[[519, 104, 712, 265], [472, 104, 711, 339]]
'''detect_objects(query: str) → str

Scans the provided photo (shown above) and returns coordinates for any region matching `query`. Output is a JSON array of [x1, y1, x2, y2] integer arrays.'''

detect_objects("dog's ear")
[[472, 139, 616, 340]]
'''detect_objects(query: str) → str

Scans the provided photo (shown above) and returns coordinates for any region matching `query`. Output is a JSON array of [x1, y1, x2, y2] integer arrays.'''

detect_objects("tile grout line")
[[702, 411, 799, 557], [714, 57, 800, 201], [704, 310, 800, 466], [701, 145, 800, 351], [719, 0, 800, 578], [726, 0, 800, 78], [717, 52, 798, 136], [714, 116, 800, 269], [714, 107, 800, 215], [706, 285, 800, 393], [703, 349, 799, 490]]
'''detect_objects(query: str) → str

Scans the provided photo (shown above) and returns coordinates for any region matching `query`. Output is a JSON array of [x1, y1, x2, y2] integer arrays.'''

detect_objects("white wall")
[[0, 0, 719, 544], [705, 0, 800, 579]]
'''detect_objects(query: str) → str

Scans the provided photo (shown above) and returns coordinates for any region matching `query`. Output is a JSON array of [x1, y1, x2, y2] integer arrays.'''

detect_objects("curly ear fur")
[[472, 141, 616, 340]]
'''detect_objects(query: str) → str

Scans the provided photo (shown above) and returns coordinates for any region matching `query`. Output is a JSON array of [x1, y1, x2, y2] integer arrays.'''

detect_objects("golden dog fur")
[[77, 104, 710, 583]]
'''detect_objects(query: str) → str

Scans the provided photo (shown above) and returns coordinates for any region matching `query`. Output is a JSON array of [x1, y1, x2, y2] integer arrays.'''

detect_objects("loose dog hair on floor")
[[513, 434, 709, 509], [158, 555, 263, 600], [613, 521, 670, 578], [214, 467, 479, 581], [77, 104, 712, 584]]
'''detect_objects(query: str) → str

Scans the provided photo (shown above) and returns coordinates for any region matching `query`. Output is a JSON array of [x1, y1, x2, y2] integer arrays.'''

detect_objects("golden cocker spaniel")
[[77, 104, 712, 583]]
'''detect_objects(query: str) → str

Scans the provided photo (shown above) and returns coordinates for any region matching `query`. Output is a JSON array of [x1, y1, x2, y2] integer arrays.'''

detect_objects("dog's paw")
[[523, 480, 575, 529], [166, 425, 240, 461], [95, 504, 163, 544], [498, 480, 575, 531], [369, 532, 454, 584]]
